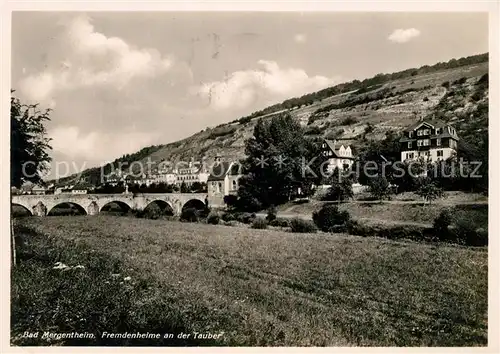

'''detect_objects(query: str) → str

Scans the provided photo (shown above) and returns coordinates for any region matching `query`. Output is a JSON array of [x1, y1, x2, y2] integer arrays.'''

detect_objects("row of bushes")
[[203, 208, 319, 234], [131, 201, 487, 247]]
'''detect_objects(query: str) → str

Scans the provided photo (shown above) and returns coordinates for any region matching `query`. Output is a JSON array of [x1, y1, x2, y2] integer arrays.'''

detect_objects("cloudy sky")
[[12, 12, 488, 177]]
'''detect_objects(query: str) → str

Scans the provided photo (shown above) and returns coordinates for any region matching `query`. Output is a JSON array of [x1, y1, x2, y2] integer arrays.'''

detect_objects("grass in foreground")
[[12, 216, 488, 346]]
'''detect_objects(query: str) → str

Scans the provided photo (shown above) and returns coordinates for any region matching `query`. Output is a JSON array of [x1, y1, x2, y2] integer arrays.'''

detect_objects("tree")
[[223, 195, 238, 209], [312, 204, 351, 232], [180, 181, 189, 193], [11, 92, 52, 188], [356, 130, 401, 186], [11, 91, 52, 265], [368, 176, 391, 202], [415, 178, 444, 205], [237, 113, 317, 210], [323, 167, 353, 203], [391, 160, 426, 193]]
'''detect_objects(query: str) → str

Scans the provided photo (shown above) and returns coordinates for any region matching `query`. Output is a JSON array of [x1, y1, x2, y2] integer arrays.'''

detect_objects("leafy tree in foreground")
[[237, 113, 318, 210], [11, 92, 52, 188], [11, 91, 52, 265]]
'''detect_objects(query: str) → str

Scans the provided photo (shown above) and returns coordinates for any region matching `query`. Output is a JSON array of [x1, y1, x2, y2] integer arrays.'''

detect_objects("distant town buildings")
[[176, 162, 210, 185], [399, 119, 459, 163], [154, 172, 177, 185], [71, 181, 94, 194]]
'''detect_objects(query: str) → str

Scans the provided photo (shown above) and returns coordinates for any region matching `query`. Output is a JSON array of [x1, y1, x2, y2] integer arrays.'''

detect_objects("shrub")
[[141, 203, 163, 220], [180, 208, 199, 222], [346, 219, 370, 236], [235, 212, 256, 224], [223, 220, 238, 227], [251, 217, 268, 229], [207, 212, 220, 225], [368, 176, 391, 202], [453, 216, 488, 247], [128, 205, 164, 220], [221, 212, 235, 222], [340, 117, 358, 126], [266, 205, 277, 222], [290, 218, 317, 233], [416, 179, 444, 205], [238, 116, 252, 125], [304, 126, 322, 135], [377, 225, 427, 241], [433, 209, 453, 241], [346, 220, 431, 241], [208, 126, 237, 139], [269, 218, 291, 228], [312, 204, 351, 232]]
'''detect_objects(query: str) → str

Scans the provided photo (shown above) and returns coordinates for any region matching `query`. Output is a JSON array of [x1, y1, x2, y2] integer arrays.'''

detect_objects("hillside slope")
[[54, 54, 489, 183]]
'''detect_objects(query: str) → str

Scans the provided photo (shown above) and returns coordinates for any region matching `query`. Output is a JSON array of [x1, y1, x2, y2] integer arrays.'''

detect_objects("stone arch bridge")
[[12, 193, 208, 216]]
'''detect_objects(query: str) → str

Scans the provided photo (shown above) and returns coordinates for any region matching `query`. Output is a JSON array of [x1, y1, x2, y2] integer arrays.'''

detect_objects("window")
[[232, 180, 237, 190], [418, 139, 430, 147], [436, 138, 441, 146], [409, 131, 413, 138], [408, 141, 412, 149], [218, 182, 222, 193], [437, 150, 443, 157], [435, 128, 441, 134], [417, 129, 430, 136]]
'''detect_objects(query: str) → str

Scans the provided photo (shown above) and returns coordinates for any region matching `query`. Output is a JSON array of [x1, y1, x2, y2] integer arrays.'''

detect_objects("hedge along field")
[[12, 216, 487, 346]]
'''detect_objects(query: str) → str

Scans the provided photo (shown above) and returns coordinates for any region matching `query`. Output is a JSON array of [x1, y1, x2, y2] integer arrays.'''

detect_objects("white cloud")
[[50, 126, 157, 161], [294, 34, 307, 43], [388, 28, 421, 43], [19, 15, 173, 103], [197, 60, 339, 110]]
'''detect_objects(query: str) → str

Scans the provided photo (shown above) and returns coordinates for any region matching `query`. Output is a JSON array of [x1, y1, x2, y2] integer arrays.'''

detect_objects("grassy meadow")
[[11, 215, 487, 347]]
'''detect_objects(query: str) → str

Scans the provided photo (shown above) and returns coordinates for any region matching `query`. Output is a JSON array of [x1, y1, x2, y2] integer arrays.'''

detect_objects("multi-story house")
[[399, 120, 459, 163], [207, 161, 243, 207], [320, 139, 355, 172]]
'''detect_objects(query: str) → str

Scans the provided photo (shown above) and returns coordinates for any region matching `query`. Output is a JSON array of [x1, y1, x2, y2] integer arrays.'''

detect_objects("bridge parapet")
[[12, 193, 209, 216]]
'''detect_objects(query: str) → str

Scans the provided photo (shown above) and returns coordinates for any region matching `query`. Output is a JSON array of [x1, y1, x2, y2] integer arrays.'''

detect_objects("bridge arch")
[[182, 198, 207, 213], [144, 200, 175, 216], [12, 203, 32, 217], [100, 200, 133, 214], [48, 202, 87, 216]]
